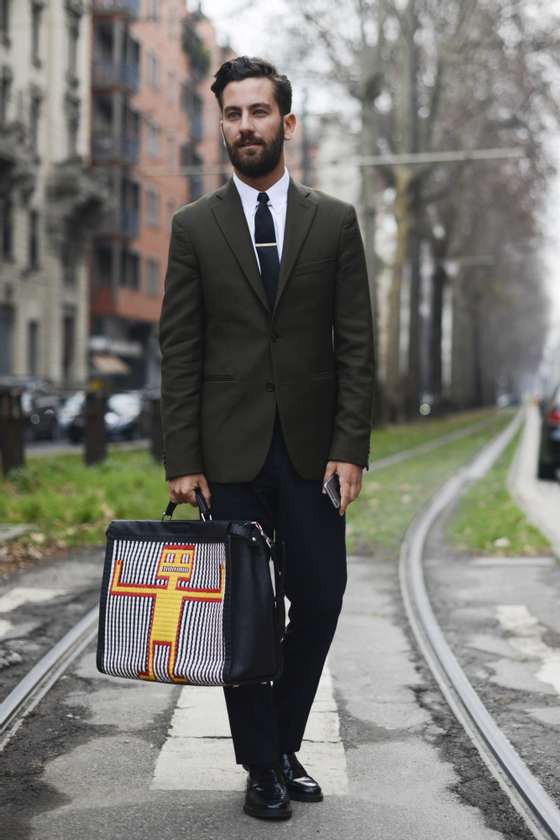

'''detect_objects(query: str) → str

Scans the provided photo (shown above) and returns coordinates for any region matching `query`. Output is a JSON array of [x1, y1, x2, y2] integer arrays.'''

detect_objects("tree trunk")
[[360, 104, 383, 427], [385, 166, 412, 421], [405, 179, 422, 417], [429, 263, 447, 405]]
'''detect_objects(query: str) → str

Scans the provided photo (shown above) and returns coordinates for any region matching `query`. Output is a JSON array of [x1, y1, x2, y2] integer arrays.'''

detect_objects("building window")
[[67, 112, 79, 157], [67, 15, 80, 81], [1, 195, 13, 260], [94, 241, 112, 287], [31, 1, 43, 67], [29, 90, 42, 156], [166, 199, 176, 229], [0, 65, 11, 123], [146, 50, 160, 89], [0, 0, 11, 45], [167, 70, 176, 104], [145, 187, 160, 228], [181, 142, 204, 201], [27, 320, 39, 375], [0, 305, 14, 376], [28, 209, 39, 269], [146, 0, 159, 21], [65, 92, 80, 157], [62, 307, 76, 383], [120, 249, 139, 290], [146, 257, 160, 297], [146, 118, 160, 158], [167, 132, 176, 170]]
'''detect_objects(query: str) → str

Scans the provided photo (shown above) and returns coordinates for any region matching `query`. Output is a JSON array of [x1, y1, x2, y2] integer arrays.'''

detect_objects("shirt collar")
[[233, 167, 290, 210]]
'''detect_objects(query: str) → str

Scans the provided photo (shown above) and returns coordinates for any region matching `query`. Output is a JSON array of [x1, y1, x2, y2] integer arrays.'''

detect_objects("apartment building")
[[89, 0, 226, 388], [0, 0, 95, 386], [188, 10, 232, 196]]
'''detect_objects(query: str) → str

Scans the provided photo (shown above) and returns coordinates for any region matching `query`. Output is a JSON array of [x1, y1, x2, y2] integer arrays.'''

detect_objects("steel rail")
[[399, 407, 560, 840], [0, 606, 98, 750]]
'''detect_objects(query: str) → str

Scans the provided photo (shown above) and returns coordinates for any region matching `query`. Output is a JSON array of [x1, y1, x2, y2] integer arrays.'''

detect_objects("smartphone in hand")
[[323, 473, 341, 509]]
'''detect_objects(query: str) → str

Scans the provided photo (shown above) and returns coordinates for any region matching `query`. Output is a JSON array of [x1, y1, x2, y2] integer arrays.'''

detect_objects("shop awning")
[[91, 354, 130, 375]]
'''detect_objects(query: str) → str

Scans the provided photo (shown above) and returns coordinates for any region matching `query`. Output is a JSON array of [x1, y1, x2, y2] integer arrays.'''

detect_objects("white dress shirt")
[[232, 167, 290, 261]]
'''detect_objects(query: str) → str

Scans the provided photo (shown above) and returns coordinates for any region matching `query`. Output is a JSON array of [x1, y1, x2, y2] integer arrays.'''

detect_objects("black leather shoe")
[[279, 752, 323, 802], [244, 766, 292, 820]]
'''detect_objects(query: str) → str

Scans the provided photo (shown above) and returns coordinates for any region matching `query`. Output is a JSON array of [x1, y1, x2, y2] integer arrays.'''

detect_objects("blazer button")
[[271, 331, 279, 342], [265, 381, 275, 392]]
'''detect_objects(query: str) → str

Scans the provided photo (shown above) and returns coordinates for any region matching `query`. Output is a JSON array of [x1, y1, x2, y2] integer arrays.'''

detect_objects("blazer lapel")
[[210, 175, 319, 318], [273, 178, 318, 318], [210, 178, 270, 313]]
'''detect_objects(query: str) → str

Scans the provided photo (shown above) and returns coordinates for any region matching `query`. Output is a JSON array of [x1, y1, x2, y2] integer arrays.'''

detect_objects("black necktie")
[[254, 191, 280, 311]]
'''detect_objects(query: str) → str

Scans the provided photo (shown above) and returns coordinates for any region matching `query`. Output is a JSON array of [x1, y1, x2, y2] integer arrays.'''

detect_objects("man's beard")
[[226, 123, 284, 177]]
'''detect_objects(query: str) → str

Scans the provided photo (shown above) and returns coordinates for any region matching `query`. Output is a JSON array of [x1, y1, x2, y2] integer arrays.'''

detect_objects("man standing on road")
[[159, 56, 374, 821]]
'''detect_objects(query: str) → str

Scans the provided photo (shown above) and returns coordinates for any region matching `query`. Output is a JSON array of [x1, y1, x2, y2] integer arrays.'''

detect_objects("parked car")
[[60, 390, 143, 443], [537, 384, 560, 480], [58, 391, 85, 443], [0, 376, 60, 441]]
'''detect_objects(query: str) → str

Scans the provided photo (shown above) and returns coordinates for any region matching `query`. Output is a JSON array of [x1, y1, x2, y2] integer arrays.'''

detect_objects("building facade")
[[89, 0, 226, 389], [0, 0, 95, 387]]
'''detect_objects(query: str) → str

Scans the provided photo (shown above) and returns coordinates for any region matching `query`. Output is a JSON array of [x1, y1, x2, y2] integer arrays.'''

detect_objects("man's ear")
[[220, 122, 227, 147], [284, 113, 297, 141]]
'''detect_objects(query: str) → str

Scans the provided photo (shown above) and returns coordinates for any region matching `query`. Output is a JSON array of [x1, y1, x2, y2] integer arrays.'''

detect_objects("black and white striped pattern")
[[99, 538, 227, 686]]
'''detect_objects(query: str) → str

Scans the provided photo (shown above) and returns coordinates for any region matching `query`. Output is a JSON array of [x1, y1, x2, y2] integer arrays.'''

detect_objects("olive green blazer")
[[158, 175, 374, 483]]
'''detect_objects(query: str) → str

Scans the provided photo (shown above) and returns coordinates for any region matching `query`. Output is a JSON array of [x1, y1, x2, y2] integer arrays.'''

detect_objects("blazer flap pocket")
[[294, 257, 336, 275], [203, 373, 235, 381]]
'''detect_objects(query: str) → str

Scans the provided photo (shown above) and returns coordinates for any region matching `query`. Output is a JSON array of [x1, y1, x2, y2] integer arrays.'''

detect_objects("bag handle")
[[162, 488, 212, 522]]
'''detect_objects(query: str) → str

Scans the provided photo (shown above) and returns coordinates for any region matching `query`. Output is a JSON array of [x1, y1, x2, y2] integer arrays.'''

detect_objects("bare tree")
[[274, 0, 559, 416]]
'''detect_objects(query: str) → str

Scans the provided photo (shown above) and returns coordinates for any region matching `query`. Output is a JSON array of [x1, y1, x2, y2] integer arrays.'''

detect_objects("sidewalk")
[[508, 403, 560, 557]]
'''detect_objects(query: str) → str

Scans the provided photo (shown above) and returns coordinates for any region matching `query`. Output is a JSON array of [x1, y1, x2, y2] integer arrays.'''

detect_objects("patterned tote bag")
[[96, 490, 285, 686]]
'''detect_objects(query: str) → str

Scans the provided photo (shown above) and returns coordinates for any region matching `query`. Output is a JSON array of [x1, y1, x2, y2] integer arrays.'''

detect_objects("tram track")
[[0, 606, 98, 750], [400, 406, 560, 840]]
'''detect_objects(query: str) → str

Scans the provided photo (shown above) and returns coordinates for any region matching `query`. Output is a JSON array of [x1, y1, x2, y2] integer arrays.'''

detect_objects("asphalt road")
[[1, 543, 529, 840]]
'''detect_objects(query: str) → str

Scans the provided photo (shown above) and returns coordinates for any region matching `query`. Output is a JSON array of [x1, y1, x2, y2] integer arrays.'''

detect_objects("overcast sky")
[[200, 0, 560, 349]]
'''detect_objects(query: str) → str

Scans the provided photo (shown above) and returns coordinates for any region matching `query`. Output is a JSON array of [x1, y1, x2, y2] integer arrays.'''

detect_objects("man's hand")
[[167, 473, 211, 509], [322, 461, 363, 516]]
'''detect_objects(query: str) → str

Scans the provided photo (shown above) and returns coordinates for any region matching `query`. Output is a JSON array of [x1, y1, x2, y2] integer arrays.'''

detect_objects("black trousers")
[[205, 409, 347, 766]]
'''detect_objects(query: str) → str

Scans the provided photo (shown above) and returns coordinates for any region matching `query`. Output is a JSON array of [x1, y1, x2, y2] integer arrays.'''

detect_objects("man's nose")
[[239, 111, 255, 133]]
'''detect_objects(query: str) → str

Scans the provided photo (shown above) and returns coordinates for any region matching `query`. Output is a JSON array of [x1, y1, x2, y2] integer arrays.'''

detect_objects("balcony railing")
[[93, 61, 139, 92], [91, 0, 140, 17], [92, 131, 139, 164], [0, 120, 38, 197]]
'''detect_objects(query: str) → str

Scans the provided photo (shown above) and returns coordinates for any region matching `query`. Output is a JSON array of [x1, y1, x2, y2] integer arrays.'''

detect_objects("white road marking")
[[151, 663, 348, 793], [0, 587, 66, 613], [471, 557, 555, 567], [497, 605, 560, 694], [0, 618, 14, 639]]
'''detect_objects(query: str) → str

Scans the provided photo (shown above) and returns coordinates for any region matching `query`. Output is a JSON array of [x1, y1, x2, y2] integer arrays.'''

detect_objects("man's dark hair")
[[210, 56, 292, 116]]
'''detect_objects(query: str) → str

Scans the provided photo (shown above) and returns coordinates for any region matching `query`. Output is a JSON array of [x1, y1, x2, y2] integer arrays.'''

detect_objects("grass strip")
[[0, 408, 512, 559], [371, 407, 504, 460], [346, 411, 515, 555], [0, 449, 181, 551], [447, 427, 552, 557]]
